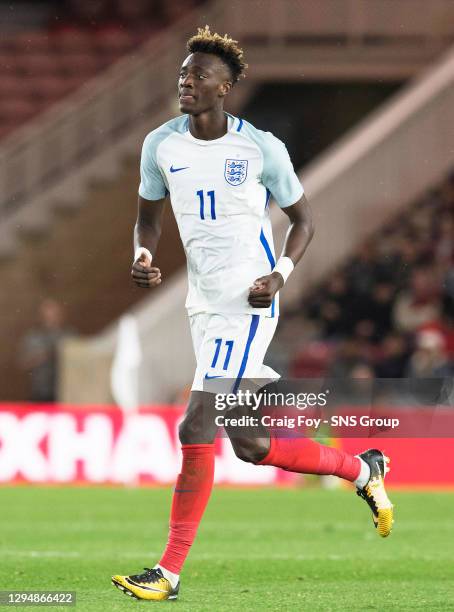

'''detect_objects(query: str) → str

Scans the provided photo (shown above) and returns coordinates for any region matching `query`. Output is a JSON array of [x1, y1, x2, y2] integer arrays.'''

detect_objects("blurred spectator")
[[419, 308, 454, 359], [434, 213, 454, 268], [317, 301, 343, 338], [443, 266, 454, 308], [345, 242, 377, 296], [353, 282, 396, 343], [369, 282, 396, 339], [352, 319, 375, 346], [307, 273, 351, 338], [375, 333, 410, 378], [349, 362, 375, 379], [18, 299, 73, 402], [405, 330, 453, 378], [290, 170, 453, 380], [393, 266, 441, 333], [327, 339, 363, 377], [392, 234, 426, 285]]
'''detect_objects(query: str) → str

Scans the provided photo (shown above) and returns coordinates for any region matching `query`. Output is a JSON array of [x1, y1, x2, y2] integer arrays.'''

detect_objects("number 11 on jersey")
[[197, 190, 216, 220]]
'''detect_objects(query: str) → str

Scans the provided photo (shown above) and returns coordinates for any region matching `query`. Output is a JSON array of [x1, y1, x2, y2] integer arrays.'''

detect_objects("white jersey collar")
[[184, 113, 238, 145]]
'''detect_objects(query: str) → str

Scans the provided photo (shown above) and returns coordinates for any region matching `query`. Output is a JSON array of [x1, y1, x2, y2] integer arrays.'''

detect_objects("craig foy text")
[[214, 414, 400, 429]]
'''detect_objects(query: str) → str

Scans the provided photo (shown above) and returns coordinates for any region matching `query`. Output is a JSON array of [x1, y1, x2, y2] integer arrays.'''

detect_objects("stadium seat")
[[0, 76, 32, 98], [94, 28, 135, 55], [0, 98, 37, 123], [60, 53, 101, 76], [10, 32, 52, 54], [51, 29, 94, 54], [15, 53, 62, 77], [0, 52, 16, 75], [291, 342, 334, 377], [0, 18, 160, 138], [27, 76, 75, 101]]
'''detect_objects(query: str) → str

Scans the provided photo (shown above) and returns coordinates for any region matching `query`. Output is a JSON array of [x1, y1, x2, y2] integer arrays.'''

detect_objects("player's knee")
[[178, 415, 202, 444], [178, 399, 210, 444], [231, 437, 269, 464]]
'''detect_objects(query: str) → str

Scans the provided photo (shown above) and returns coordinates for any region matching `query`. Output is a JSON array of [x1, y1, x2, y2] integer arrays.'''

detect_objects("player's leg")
[[112, 315, 219, 601], [157, 389, 217, 577], [233, 428, 364, 483], [238, 434, 393, 537], [233, 432, 394, 539], [223, 314, 365, 480], [112, 390, 217, 601], [221, 315, 394, 537]]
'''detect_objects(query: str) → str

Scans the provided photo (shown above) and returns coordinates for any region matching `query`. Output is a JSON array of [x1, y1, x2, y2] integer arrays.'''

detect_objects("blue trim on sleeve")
[[232, 315, 260, 393], [236, 117, 243, 132]]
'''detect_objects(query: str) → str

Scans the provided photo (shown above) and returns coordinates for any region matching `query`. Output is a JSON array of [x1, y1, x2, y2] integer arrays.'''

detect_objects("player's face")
[[178, 52, 232, 115]]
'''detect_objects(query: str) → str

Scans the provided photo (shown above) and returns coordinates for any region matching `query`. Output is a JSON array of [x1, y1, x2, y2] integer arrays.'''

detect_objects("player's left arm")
[[248, 194, 314, 308]]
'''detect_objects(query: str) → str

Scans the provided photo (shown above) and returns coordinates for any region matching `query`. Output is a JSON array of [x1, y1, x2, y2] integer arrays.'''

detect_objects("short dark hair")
[[187, 25, 247, 84]]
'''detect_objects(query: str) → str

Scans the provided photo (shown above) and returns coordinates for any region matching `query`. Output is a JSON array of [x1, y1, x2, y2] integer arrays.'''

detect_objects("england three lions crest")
[[224, 159, 248, 186]]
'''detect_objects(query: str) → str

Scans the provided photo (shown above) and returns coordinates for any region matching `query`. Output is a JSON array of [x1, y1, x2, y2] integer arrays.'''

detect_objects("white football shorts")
[[190, 312, 280, 393]]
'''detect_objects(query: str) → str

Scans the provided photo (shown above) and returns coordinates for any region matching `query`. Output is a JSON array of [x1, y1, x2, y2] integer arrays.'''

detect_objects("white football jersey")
[[139, 113, 304, 317]]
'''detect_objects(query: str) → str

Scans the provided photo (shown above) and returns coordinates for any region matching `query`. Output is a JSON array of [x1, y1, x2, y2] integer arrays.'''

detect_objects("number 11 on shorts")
[[211, 338, 234, 370]]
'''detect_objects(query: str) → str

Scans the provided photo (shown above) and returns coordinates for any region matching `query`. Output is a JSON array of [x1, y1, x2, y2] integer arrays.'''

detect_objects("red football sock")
[[257, 436, 361, 482], [159, 444, 215, 574]]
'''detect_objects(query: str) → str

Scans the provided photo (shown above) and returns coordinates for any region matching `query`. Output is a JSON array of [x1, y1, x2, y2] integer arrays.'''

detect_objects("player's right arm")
[[132, 128, 169, 289], [131, 195, 166, 289]]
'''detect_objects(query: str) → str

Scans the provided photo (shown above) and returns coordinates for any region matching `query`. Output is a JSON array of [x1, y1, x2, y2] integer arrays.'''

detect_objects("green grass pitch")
[[1, 486, 453, 611]]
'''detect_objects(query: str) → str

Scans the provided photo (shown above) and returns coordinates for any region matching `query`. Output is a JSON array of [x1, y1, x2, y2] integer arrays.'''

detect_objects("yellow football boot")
[[112, 567, 179, 601], [356, 449, 394, 537]]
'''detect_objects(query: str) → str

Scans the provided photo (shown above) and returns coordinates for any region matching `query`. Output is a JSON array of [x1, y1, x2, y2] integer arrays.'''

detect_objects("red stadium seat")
[[0, 76, 32, 98], [27, 76, 75, 101], [94, 28, 135, 54], [60, 53, 101, 76], [15, 53, 62, 77], [0, 24, 147, 135], [291, 342, 334, 378], [0, 53, 16, 75], [12, 31, 52, 53], [51, 29, 94, 54], [0, 98, 37, 123]]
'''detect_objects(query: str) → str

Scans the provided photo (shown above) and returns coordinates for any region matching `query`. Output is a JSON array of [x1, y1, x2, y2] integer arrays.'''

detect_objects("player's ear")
[[219, 80, 232, 98]]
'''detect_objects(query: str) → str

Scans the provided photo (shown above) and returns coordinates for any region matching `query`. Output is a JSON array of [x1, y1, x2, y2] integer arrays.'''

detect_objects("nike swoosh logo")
[[170, 165, 189, 173], [204, 374, 225, 379], [125, 578, 167, 593]]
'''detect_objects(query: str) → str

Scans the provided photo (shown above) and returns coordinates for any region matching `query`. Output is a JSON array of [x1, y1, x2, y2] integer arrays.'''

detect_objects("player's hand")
[[131, 251, 162, 289], [248, 272, 284, 308]]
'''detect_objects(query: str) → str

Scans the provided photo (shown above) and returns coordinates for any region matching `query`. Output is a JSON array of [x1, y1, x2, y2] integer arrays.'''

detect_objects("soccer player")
[[112, 26, 393, 602]]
